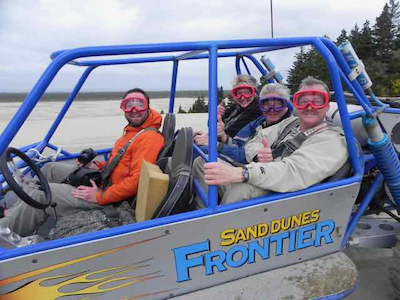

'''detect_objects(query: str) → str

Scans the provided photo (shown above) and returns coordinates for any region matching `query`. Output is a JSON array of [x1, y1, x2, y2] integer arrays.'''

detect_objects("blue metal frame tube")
[[321, 38, 375, 113], [44, 66, 96, 142], [339, 69, 373, 115], [235, 56, 242, 75], [314, 38, 362, 177], [207, 45, 219, 210], [341, 173, 384, 248], [193, 179, 208, 207], [169, 61, 179, 113], [241, 57, 251, 75], [245, 55, 267, 76], [193, 143, 209, 162]]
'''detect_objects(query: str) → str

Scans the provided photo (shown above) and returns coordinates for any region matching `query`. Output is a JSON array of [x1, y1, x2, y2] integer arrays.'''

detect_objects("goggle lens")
[[120, 97, 148, 112], [259, 97, 287, 112], [293, 90, 329, 110], [232, 85, 256, 99]]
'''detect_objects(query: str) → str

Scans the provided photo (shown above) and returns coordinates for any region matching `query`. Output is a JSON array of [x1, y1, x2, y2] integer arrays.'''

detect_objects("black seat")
[[157, 113, 176, 161], [153, 127, 193, 218]]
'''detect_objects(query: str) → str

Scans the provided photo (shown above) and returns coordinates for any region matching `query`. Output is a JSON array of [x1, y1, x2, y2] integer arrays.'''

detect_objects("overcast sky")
[[0, 0, 390, 92]]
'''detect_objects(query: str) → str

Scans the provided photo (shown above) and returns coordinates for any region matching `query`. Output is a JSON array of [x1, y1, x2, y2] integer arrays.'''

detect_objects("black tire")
[[0, 147, 52, 209], [390, 238, 400, 299]]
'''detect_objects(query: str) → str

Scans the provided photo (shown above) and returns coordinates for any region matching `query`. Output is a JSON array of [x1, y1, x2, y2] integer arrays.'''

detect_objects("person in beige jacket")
[[193, 76, 348, 207]]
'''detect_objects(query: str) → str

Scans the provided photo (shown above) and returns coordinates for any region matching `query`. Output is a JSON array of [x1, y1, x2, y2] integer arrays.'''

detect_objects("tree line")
[[286, 0, 400, 96]]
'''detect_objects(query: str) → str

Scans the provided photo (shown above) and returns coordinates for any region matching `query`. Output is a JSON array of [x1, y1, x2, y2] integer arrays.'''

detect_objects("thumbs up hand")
[[217, 114, 228, 143], [217, 99, 227, 117], [257, 137, 273, 163]]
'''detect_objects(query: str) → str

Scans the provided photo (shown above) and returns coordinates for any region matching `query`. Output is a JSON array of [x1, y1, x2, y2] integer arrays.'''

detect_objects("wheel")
[[390, 237, 400, 299], [0, 147, 52, 209]]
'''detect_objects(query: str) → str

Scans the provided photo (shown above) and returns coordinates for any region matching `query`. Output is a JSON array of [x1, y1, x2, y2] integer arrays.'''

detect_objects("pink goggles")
[[120, 96, 149, 113], [292, 90, 330, 110], [231, 84, 256, 100]]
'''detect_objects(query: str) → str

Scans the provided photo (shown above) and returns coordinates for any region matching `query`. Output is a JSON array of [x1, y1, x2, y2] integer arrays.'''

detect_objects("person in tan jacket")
[[193, 77, 348, 207], [0, 88, 164, 236]]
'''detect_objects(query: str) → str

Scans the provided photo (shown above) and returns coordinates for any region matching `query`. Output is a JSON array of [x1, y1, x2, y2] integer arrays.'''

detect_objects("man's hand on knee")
[[71, 180, 99, 203], [204, 162, 244, 185]]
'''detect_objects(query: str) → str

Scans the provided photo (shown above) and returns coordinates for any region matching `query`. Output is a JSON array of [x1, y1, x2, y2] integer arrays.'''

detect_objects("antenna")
[[270, 0, 274, 38]]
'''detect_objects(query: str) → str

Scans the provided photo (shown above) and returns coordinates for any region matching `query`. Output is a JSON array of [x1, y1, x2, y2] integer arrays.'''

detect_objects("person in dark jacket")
[[194, 75, 262, 145], [218, 74, 262, 138], [195, 83, 291, 164]]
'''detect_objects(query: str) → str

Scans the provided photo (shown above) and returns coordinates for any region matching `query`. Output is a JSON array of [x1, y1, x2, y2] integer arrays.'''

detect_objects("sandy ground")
[[0, 99, 397, 299], [0, 98, 208, 153]]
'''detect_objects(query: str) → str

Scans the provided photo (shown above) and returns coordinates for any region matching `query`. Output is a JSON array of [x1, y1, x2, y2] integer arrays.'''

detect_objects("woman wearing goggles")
[[216, 75, 262, 139], [258, 84, 291, 125], [231, 84, 256, 101]]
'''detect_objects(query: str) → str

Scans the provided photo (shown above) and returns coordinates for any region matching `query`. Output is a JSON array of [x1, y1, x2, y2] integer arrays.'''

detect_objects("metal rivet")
[[263, 208, 268, 213], [32, 259, 38, 263], [165, 230, 170, 235]]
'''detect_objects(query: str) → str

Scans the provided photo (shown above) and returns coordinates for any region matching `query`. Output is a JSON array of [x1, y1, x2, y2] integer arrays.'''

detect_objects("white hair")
[[259, 83, 290, 101]]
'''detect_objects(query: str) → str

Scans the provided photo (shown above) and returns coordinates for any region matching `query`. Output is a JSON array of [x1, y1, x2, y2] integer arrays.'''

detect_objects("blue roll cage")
[[0, 36, 393, 260]]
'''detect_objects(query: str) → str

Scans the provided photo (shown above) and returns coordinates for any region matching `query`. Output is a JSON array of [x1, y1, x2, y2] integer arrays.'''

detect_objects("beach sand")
[[0, 99, 396, 299], [0, 98, 208, 153]]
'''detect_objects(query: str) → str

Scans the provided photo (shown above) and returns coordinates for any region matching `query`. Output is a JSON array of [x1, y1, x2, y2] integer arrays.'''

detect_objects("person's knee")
[[193, 157, 206, 176], [221, 183, 268, 205], [28, 189, 47, 204]]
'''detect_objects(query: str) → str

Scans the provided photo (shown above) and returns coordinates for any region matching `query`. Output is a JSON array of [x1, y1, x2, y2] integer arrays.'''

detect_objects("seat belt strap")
[[272, 122, 329, 159], [101, 127, 160, 187]]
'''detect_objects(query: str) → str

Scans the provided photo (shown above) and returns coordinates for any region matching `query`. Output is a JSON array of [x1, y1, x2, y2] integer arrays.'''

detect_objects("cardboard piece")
[[136, 160, 169, 222]]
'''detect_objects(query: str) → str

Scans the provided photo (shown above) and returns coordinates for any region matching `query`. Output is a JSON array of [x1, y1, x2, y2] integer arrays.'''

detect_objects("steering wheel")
[[0, 147, 52, 209]]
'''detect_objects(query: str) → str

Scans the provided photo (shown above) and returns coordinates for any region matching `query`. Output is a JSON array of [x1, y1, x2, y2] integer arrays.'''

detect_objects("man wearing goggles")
[[0, 88, 165, 237], [194, 76, 348, 207], [120, 93, 150, 126], [292, 87, 330, 131]]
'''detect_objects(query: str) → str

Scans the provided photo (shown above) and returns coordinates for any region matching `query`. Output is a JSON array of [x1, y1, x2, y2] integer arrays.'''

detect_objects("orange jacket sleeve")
[[96, 131, 164, 205]]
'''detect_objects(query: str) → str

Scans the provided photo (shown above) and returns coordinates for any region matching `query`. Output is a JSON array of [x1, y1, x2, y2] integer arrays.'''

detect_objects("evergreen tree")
[[188, 96, 208, 113], [373, 3, 395, 61], [349, 24, 361, 47], [218, 86, 224, 103], [358, 21, 375, 60], [287, 1, 400, 96], [286, 46, 330, 92], [160, 109, 164, 114], [178, 105, 186, 113], [336, 30, 349, 45]]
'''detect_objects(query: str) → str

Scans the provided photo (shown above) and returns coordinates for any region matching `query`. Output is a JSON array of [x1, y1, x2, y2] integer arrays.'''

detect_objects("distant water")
[[0, 98, 209, 153]]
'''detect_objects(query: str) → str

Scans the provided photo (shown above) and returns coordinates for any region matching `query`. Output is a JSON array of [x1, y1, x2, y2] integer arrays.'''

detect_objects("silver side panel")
[[0, 182, 360, 299], [379, 111, 400, 152]]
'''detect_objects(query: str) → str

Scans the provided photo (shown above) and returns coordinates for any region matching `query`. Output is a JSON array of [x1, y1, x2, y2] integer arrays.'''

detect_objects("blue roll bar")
[[0, 36, 378, 258]]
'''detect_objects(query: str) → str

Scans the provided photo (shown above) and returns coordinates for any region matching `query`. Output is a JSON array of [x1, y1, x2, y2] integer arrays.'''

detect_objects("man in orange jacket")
[[0, 88, 164, 236]]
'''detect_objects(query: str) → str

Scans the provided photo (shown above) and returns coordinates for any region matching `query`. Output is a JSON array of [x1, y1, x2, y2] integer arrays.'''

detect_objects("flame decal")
[[0, 233, 172, 299]]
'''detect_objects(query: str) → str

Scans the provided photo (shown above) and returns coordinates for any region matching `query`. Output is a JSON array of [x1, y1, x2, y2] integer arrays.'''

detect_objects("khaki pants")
[[192, 157, 269, 209], [0, 162, 101, 237]]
